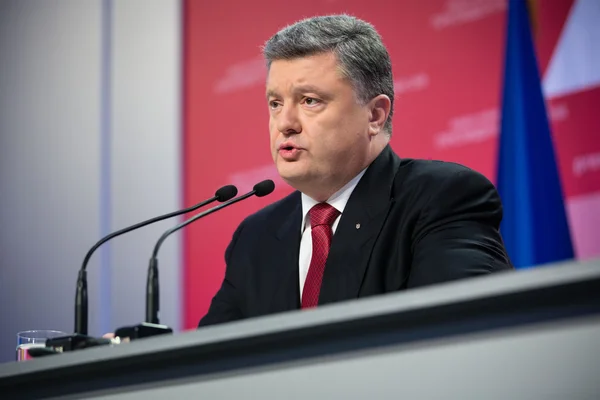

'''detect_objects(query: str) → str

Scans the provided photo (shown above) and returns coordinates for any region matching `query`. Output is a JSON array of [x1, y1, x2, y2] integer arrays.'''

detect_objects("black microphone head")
[[253, 180, 275, 197], [215, 185, 238, 202]]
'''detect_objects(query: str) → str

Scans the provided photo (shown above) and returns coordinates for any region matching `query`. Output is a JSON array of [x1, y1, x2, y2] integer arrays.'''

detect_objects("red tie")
[[302, 203, 340, 308]]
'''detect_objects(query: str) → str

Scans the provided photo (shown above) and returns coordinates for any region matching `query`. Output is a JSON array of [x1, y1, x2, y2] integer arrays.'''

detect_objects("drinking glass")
[[16, 330, 67, 361]]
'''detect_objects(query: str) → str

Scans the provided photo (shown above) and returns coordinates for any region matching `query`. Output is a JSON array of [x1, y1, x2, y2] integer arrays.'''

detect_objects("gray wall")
[[0, 0, 182, 363]]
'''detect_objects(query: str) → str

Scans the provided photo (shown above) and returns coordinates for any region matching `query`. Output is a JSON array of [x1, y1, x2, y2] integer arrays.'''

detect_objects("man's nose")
[[276, 104, 302, 135]]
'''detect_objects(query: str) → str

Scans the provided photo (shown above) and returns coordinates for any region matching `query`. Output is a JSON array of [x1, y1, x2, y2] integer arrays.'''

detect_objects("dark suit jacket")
[[198, 145, 513, 327]]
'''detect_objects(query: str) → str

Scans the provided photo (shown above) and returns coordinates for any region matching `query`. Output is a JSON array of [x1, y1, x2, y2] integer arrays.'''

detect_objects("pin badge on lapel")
[[356, 223, 361, 229]]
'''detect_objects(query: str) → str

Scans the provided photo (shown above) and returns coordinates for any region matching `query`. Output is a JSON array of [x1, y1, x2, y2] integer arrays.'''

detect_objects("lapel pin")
[[356, 223, 361, 229]]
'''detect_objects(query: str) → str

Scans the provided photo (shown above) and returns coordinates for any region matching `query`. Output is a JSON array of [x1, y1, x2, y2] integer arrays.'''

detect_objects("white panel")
[[0, 0, 103, 361], [543, 0, 600, 97], [109, 0, 182, 332], [95, 317, 600, 400]]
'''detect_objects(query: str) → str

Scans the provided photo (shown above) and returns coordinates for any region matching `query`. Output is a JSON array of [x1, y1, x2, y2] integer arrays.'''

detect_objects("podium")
[[1, 258, 599, 399]]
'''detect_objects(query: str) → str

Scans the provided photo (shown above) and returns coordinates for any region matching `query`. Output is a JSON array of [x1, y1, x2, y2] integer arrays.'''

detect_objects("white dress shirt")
[[299, 169, 367, 299]]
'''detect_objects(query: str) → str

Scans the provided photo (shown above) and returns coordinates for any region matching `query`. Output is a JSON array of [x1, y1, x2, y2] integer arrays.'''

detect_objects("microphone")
[[146, 179, 275, 324], [74, 184, 237, 335]]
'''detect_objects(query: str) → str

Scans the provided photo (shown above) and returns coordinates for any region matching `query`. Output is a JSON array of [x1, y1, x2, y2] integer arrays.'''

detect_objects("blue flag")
[[497, 0, 574, 268]]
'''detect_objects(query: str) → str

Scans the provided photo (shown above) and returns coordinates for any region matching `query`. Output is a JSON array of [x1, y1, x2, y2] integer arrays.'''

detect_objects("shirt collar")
[[300, 168, 367, 232]]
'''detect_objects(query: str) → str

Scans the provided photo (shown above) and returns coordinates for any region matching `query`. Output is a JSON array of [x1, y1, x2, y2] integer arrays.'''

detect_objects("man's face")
[[266, 52, 374, 198]]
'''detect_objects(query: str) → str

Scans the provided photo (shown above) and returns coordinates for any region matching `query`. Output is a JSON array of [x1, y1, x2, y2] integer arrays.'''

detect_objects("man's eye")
[[304, 97, 321, 106], [269, 101, 281, 109]]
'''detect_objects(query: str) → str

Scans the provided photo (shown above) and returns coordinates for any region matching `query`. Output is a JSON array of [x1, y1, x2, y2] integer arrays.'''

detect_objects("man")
[[198, 14, 513, 327]]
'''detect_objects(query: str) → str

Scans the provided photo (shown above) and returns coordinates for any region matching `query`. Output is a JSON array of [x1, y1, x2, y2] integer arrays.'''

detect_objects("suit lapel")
[[319, 145, 400, 305], [269, 196, 302, 311]]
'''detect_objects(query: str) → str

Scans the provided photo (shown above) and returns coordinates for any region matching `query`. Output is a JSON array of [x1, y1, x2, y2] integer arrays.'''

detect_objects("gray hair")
[[262, 14, 395, 135]]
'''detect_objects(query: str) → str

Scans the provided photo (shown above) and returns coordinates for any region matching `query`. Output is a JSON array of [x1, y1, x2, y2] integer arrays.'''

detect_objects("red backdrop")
[[183, 0, 599, 329]]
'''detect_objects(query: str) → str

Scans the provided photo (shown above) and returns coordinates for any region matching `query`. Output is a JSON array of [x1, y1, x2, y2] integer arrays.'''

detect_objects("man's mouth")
[[279, 142, 300, 151], [278, 144, 302, 160]]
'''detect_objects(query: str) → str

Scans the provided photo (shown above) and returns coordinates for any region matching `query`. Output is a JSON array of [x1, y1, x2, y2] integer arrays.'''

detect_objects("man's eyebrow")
[[266, 89, 279, 100], [266, 85, 331, 100], [292, 85, 330, 98]]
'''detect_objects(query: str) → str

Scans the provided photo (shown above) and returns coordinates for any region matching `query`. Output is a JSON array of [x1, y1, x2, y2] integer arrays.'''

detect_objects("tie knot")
[[309, 203, 340, 228]]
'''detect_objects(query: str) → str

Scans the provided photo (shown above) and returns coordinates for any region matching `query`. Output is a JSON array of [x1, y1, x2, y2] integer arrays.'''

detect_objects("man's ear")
[[367, 94, 391, 136]]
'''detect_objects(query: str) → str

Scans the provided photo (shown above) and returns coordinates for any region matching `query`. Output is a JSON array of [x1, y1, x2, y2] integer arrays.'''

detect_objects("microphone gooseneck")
[[74, 184, 237, 335]]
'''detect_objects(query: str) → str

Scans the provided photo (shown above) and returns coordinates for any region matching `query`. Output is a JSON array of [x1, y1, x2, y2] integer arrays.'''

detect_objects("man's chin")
[[276, 165, 308, 187]]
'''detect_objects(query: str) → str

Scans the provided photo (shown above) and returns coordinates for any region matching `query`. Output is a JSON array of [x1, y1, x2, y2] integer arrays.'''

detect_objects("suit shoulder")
[[397, 158, 494, 189]]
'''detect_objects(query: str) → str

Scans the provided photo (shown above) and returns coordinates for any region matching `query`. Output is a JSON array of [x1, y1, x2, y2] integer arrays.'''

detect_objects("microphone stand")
[[34, 187, 237, 356], [37, 182, 275, 356], [74, 192, 226, 335]]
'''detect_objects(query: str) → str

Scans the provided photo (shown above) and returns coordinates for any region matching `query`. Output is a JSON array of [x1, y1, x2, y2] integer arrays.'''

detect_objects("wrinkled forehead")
[[265, 53, 351, 97]]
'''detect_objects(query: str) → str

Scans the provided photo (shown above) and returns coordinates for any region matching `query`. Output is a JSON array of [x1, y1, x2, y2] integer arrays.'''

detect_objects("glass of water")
[[16, 330, 67, 361]]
